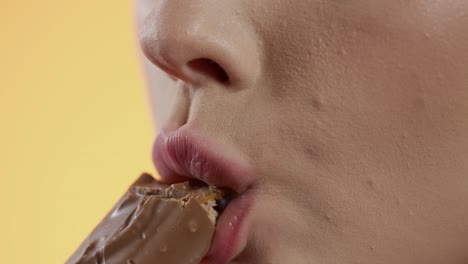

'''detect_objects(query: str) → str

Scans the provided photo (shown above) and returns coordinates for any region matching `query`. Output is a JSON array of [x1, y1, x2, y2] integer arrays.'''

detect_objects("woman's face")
[[136, 1, 468, 263]]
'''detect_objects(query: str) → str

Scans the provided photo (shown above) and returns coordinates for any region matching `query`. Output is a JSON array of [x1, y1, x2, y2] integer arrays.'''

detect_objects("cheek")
[[241, 1, 468, 260], [257, 0, 468, 162]]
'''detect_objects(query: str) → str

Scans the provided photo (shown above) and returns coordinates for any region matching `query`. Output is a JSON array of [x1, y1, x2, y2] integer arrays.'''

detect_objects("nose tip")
[[139, 0, 260, 87]]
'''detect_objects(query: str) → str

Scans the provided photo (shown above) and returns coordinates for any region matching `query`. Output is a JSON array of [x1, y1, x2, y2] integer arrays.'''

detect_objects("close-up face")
[[136, 1, 468, 263]]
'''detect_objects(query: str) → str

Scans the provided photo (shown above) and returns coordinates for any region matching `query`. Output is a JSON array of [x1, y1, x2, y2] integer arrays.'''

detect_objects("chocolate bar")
[[66, 173, 223, 264]]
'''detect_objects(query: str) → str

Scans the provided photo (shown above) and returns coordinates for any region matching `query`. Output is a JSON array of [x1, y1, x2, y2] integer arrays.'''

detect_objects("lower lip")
[[201, 188, 256, 264]]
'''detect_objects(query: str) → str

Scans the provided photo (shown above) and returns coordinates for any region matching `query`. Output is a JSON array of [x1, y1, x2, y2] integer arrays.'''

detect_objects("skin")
[[135, 1, 468, 263]]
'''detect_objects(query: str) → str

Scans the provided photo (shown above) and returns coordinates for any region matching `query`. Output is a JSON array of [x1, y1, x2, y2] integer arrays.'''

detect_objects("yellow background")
[[1, 1, 156, 263]]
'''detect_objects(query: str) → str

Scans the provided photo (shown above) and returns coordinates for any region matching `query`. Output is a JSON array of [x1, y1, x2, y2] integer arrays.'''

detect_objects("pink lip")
[[152, 125, 258, 263]]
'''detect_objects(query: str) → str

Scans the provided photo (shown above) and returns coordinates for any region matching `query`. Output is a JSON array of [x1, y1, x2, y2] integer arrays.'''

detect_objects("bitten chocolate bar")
[[66, 173, 224, 264]]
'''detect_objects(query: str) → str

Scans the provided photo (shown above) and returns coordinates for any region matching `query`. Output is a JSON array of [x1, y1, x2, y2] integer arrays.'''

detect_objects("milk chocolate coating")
[[66, 173, 216, 264]]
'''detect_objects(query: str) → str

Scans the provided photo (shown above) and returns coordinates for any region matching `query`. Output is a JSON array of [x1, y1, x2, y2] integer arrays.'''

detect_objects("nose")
[[139, 0, 260, 87]]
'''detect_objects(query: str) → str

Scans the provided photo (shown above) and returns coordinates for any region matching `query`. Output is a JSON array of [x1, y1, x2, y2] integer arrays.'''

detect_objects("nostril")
[[187, 58, 229, 84]]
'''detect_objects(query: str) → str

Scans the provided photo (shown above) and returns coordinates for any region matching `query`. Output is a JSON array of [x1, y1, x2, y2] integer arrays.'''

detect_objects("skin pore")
[[135, 1, 468, 263]]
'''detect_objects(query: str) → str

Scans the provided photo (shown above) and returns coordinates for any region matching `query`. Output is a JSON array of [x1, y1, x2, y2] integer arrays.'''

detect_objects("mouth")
[[152, 125, 258, 264]]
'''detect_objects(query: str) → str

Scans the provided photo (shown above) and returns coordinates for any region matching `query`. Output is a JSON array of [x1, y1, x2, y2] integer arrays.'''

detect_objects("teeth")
[[184, 180, 235, 217], [214, 192, 234, 215]]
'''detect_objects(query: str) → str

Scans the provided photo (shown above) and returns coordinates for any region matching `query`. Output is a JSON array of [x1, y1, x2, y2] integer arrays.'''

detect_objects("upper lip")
[[152, 125, 257, 193]]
